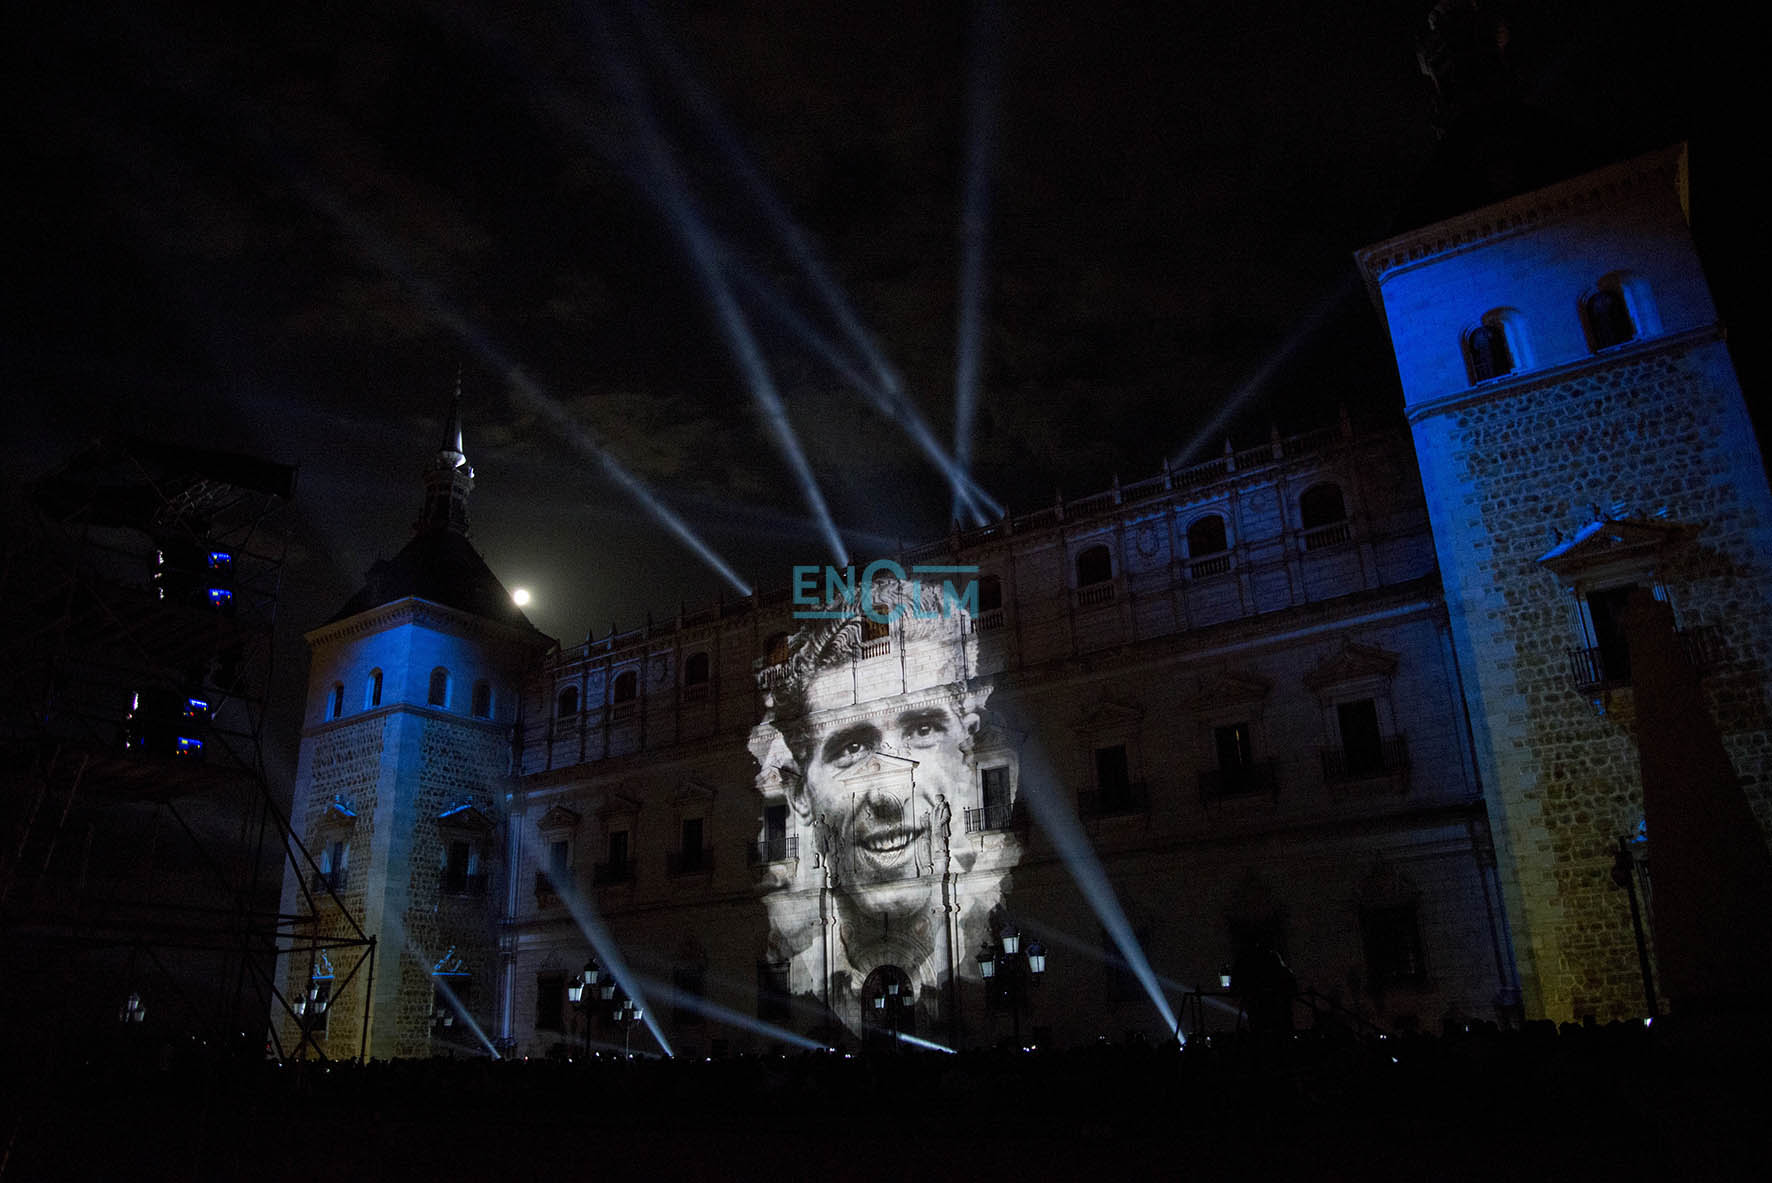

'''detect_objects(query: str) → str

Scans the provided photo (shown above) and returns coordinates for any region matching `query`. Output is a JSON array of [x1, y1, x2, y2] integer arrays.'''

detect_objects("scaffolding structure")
[[0, 436, 374, 1064]]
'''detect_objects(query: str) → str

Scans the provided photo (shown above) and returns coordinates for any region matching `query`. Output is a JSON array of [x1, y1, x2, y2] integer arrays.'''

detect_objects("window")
[[674, 817, 707, 874], [684, 652, 710, 691], [1096, 744, 1132, 809], [1187, 515, 1228, 556], [1215, 722, 1254, 774], [673, 965, 706, 1026], [1466, 323, 1512, 380], [1464, 308, 1530, 383], [557, 686, 579, 718], [1202, 719, 1275, 801], [535, 974, 565, 1032], [764, 633, 791, 667], [548, 839, 571, 884], [367, 669, 383, 709], [595, 828, 632, 885], [427, 667, 449, 708], [860, 615, 890, 655], [1337, 699, 1385, 777], [1585, 583, 1638, 685], [1361, 903, 1426, 987], [977, 765, 1012, 831], [977, 574, 1003, 612], [611, 670, 637, 704], [313, 839, 349, 894], [1075, 544, 1113, 587], [470, 680, 492, 718], [607, 830, 629, 868], [443, 839, 485, 895], [1299, 484, 1347, 529], [760, 803, 789, 862], [1584, 288, 1634, 350], [329, 682, 345, 720]]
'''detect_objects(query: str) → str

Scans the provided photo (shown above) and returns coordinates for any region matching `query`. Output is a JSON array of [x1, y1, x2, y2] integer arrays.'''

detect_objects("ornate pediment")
[[672, 778, 718, 805], [1304, 641, 1399, 691], [437, 802, 494, 833], [597, 791, 643, 820], [1187, 671, 1272, 713], [1538, 516, 1690, 586], [836, 751, 918, 787], [537, 804, 581, 832], [1072, 698, 1143, 735]]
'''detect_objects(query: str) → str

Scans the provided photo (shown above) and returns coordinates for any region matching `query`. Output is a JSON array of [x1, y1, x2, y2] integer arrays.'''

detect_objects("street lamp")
[[568, 959, 604, 1056], [611, 991, 643, 1058], [872, 978, 912, 1049], [977, 925, 1047, 1048]]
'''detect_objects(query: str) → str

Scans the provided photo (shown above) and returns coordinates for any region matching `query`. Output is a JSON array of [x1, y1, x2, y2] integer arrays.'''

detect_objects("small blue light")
[[184, 697, 210, 717], [175, 737, 204, 756], [207, 552, 232, 569], [207, 588, 232, 606]]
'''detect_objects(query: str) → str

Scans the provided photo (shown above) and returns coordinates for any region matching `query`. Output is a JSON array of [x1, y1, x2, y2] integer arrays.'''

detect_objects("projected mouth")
[[856, 826, 921, 855]]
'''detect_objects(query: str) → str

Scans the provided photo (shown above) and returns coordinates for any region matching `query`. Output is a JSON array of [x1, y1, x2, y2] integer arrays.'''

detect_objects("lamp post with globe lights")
[[976, 925, 1047, 1048]]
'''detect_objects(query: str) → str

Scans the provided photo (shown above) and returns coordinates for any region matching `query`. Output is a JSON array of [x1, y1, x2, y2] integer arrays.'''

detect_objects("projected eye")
[[821, 724, 881, 769], [899, 711, 950, 748]]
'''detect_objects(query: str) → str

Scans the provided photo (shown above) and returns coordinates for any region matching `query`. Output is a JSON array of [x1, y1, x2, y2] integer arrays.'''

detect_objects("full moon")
[[511, 587, 532, 607]]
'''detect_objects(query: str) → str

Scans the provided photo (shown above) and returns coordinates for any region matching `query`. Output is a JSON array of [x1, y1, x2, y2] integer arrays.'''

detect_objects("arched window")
[[1300, 483, 1347, 529], [329, 682, 345, 720], [764, 633, 791, 667], [1466, 324, 1512, 381], [1584, 287, 1634, 350], [366, 668, 383, 709], [1075, 544, 1113, 587], [471, 679, 492, 719], [684, 652, 710, 687], [557, 686, 579, 718], [612, 670, 637, 704], [428, 667, 449, 708], [1186, 515, 1228, 556]]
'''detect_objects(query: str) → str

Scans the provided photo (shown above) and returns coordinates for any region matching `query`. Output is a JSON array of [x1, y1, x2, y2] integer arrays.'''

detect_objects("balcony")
[[1301, 521, 1351, 551], [860, 635, 891, 660], [1075, 582, 1116, 610], [1320, 735, 1410, 786], [971, 607, 1006, 633], [309, 869, 347, 896], [667, 848, 714, 877], [1188, 553, 1233, 580], [1566, 625, 1725, 695], [682, 681, 711, 702], [591, 860, 633, 887], [1078, 780, 1148, 820], [964, 801, 1016, 833], [1198, 760, 1278, 804], [748, 836, 799, 865]]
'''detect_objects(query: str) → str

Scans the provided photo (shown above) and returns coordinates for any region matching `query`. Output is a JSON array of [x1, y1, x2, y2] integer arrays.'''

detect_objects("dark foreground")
[[4, 1020, 1768, 1182]]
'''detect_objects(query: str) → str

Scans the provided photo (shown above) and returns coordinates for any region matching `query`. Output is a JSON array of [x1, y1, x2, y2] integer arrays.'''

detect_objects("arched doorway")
[[860, 964, 916, 1050]]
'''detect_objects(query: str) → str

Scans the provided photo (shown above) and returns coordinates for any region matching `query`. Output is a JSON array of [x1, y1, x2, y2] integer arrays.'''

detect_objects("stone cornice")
[[305, 595, 555, 654], [1355, 144, 1686, 294]]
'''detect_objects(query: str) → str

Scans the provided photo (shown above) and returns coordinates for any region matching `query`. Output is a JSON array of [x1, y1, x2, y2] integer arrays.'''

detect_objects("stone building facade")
[[280, 145, 1770, 1058], [1357, 144, 1772, 1022]]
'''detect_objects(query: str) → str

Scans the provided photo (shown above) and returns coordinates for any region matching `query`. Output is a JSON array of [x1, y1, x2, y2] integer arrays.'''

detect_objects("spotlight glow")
[[952, 0, 1002, 526]]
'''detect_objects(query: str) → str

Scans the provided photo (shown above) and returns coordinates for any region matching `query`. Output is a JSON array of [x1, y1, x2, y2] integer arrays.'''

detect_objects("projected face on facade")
[[750, 577, 1017, 1039]]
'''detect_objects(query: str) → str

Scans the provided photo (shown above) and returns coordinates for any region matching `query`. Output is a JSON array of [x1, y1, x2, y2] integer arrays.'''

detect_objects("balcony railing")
[[748, 836, 799, 865], [682, 681, 710, 701], [1188, 553, 1233, 579], [1320, 735, 1410, 784], [1566, 625, 1726, 694], [592, 860, 633, 886], [964, 801, 1016, 833], [1198, 760, 1278, 803], [860, 636, 891, 659], [1301, 521, 1352, 551], [1076, 582, 1116, 609], [971, 607, 1006, 633], [667, 848, 714, 877], [1078, 780, 1149, 819], [309, 870, 347, 896]]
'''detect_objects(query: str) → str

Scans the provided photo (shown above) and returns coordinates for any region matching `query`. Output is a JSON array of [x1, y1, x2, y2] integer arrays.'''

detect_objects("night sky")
[[6, 2, 1738, 671]]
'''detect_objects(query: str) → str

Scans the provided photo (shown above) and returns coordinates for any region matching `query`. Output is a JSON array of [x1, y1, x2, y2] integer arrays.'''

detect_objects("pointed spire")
[[418, 371, 475, 535]]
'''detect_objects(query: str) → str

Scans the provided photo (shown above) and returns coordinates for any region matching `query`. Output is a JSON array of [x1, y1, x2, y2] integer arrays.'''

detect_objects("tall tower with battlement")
[[275, 394, 550, 1060], [1358, 145, 1772, 1022]]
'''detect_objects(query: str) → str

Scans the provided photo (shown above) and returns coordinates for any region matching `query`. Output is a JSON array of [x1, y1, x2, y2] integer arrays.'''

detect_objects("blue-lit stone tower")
[[1358, 146, 1772, 1021], [277, 398, 548, 1059]]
